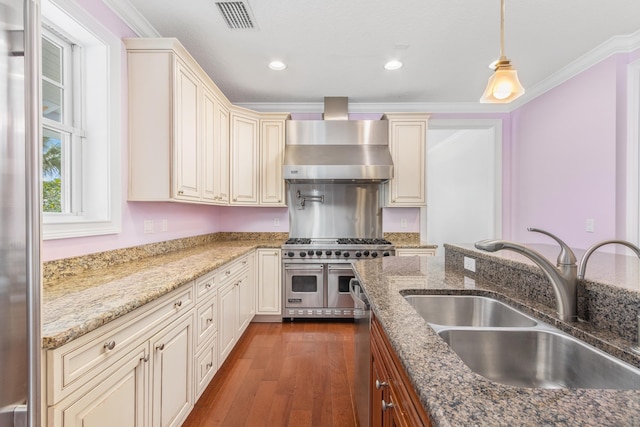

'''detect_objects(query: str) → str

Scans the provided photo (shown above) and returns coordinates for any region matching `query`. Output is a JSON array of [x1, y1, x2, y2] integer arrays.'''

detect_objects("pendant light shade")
[[480, 0, 525, 103]]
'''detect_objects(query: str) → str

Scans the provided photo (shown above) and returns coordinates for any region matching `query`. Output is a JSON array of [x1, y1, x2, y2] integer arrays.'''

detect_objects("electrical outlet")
[[143, 220, 154, 234], [464, 256, 476, 272], [274, 218, 280, 227], [400, 218, 407, 228], [585, 218, 595, 233], [161, 219, 168, 232]]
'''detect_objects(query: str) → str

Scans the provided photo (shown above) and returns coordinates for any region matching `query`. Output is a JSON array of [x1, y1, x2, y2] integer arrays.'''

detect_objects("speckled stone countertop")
[[352, 255, 640, 427], [385, 232, 438, 249], [43, 233, 287, 350]]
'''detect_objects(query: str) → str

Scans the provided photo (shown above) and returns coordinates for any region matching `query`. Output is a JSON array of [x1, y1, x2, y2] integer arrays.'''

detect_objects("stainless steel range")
[[282, 238, 395, 319], [281, 97, 395, 320]]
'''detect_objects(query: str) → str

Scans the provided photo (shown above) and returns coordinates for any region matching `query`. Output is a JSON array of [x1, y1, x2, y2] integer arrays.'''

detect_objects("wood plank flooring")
[[183, 321, 358, 427]]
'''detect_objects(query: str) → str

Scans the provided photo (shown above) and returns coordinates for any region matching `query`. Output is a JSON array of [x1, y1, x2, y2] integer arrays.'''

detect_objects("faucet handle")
[[527, 227, 577, 266]]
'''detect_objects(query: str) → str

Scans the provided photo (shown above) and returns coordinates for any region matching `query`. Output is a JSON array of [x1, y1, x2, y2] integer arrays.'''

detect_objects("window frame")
[[41, 0, 121, 240]]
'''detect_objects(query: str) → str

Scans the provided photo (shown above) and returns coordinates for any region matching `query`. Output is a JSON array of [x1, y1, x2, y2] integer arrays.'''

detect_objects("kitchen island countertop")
[[353, 255, 640, 426]]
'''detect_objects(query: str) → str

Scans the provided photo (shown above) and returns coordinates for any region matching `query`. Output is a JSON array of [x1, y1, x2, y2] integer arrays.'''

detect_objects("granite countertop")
[[353, 255, 640, 427], [43, 238, 285, 349], [385, 232, 438, 249]]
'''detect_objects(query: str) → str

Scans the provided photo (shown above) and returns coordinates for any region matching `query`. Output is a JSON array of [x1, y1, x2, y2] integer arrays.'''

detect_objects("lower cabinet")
[[150, 313, 194, 427], [371, 315, 431, 427], [255, 249, 281, 318]]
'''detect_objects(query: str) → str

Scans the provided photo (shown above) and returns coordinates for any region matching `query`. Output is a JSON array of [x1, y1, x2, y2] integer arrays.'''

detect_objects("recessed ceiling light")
[[384, 60, 403, 71], [268, 61, 287, 71]]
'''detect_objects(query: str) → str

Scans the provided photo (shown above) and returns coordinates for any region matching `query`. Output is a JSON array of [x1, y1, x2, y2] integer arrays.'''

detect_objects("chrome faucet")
[[577, 239, 640, 280], [475, 227, 578, 322]]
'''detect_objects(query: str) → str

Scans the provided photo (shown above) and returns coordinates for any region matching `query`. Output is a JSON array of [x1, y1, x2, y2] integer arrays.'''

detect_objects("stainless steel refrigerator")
[[1, 0, 41, 426]]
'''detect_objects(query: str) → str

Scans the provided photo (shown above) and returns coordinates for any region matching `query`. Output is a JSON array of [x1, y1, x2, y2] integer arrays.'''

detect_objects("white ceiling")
[[110, 0, 640, 110]]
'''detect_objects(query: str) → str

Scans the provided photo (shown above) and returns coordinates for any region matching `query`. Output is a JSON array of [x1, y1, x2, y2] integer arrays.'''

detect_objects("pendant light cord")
[[500, 0, 505, 58]]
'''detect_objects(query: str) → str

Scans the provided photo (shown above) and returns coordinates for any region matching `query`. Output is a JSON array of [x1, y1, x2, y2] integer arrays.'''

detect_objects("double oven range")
[[282, 238, 395, 319]]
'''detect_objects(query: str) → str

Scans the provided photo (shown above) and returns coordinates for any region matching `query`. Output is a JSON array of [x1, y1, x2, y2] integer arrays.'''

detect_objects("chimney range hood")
[[283, 97, 393, 183]]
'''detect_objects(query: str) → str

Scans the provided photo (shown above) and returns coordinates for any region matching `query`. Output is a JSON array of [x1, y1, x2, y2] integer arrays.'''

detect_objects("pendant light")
[[480, 0, 525, 103]]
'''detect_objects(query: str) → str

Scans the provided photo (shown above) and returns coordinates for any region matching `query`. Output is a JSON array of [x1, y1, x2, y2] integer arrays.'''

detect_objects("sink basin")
[[438, 329, 640, 390], [404, 295, 537, 327]]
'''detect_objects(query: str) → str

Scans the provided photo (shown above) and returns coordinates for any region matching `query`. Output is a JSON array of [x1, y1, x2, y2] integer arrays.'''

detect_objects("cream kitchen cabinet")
[[396, 248, 437, 257], [255, 249, 282, 318], [260, 115, 288, 206], [217, 254, 255, 365], [125, 38, 230, 205], [194, 270, 218, 399], [210, 95, 230, 205], [384, 113, 430, 207], [230, 108, 260, 205], [46, 283, 195, 427]]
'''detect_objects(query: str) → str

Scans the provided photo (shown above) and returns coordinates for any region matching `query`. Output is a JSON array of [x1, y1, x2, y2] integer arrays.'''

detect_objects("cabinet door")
[[260, 119, 286, 205], [151, 314, 194, 427], [201, 87, 217, 202], [213, 100, 230, 204], [230, 111, 259, 205], [256, 249, 281, 315], [194, 333, 218, 399], [218, 281, 237, 365], [174, 60, 201, 201], [387, 116, 428, 206], [49, 344, 148, 427], [237, 274, 252, 336]]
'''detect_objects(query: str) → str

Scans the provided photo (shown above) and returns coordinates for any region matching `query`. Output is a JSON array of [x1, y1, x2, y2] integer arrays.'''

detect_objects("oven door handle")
[[328, 265, 354, 271], [284, 266, 324, 272]]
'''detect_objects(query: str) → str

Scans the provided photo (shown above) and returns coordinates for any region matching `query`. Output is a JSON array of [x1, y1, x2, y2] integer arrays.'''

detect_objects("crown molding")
[[101, 0, 160, 37]]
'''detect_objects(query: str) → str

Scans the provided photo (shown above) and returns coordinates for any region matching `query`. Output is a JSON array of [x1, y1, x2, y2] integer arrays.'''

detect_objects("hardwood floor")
[[183, 321, 358, 427]]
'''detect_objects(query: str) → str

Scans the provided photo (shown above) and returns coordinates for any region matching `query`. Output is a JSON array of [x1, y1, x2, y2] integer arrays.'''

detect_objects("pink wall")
[[509, 55, 624, 249], [382, 208, 420, 232]]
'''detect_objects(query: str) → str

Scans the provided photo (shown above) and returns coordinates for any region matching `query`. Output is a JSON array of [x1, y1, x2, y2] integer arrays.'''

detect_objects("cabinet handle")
[[375, 380, 388, 389], [140, 354, 149, 363], [225, 271, 231, 276], [233, 198, 237, 201], [174, 300, 183, 308], [278, 199, 281, 203], [381, 400, 394, 411], [103, 340, 116, 351], [206, 362, 213, 369], [206, 318, 213, 323], [242, 261, 247, 265], [156, 343, 165, 351], [178, 190, 184, 195], [205, 283, 212, 289]]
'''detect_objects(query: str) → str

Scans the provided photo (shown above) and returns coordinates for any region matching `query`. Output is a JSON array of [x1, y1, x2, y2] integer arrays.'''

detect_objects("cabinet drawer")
[[219, 255, 249, 285], [194, 333, 217, 399], [196, 293, 217, 349], [47, 283, 195, 405], [196, 270, 217, 301]]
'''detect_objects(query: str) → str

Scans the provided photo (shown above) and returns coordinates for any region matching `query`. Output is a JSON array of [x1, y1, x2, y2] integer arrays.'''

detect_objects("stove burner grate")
[[285, 238, 312, 245], [336, 238, 392, 245]]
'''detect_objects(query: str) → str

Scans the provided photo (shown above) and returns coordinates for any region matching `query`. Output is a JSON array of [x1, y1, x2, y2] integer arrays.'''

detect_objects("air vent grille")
[[215, 2, 257, 30]]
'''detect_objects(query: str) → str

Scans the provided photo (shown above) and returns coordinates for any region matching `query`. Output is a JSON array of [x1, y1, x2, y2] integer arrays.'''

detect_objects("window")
[[41, 0, 121, 239]]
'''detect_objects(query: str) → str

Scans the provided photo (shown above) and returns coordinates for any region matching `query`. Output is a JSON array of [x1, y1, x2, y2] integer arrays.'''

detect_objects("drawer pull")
[[375, 380, 388, 389], [206, 362, 213, 369], [242, 261, 247, 265], [178, 190, 184, 195], [225, 271, 231, 276], [174, 300, 183, 308], [140, 354, 149, 363], [206, 318, 213, 323], [381, 400, 394, 411], [156, 343, 165, 351], [205, 283, 212, 289], [103, 341, 116, 351]]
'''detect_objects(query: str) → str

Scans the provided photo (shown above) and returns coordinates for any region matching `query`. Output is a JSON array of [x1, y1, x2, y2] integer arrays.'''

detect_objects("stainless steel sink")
[[438, 328, 640, 390], [404, 295, 537, 327]]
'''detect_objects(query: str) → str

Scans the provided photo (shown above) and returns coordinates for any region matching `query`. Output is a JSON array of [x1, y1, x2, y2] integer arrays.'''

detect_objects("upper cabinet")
[[125, 38, 288, 207], [384, 113, 430, 207]]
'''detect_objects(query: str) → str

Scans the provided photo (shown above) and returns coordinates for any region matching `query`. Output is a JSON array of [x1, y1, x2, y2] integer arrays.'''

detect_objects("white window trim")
[[42, 0, 121, 240], [626, 58, 640, 245]]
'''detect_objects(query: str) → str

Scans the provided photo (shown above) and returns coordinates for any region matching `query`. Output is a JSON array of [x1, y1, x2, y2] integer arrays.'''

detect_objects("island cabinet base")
[[371, 315, 431, 427]]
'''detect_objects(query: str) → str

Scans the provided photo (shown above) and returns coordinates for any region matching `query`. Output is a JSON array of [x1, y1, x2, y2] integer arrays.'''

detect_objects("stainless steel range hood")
[[283, 97, 393, 182]]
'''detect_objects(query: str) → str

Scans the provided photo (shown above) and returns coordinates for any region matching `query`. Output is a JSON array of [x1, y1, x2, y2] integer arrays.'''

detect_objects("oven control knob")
[[335, 251, 341, 256], [287, 252, 295, 257], [383, 251, 390, 257], [307, 250, 314, 256], [355, 252, 362, 257], [325, 250, 332, 256], [363, 250, 370, 257], [371, 252, 378, 258], [299, 252, 306, 257], [343, 252, 350, 258], [315, 251, 322, 256]]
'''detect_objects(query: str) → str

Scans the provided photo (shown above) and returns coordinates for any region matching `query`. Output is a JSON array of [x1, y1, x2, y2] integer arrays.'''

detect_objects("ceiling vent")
[[215, 2, 258, 30]]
